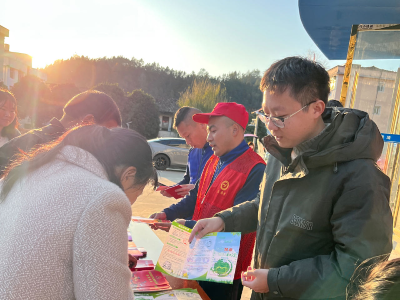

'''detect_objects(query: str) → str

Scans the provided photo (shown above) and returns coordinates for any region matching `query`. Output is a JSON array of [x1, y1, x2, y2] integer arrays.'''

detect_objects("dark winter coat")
[[217, 108, 393, 300]]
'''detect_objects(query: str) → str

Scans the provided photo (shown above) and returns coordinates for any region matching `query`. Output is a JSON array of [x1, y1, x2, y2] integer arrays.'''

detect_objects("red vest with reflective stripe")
[[193, 148, 266, 280]]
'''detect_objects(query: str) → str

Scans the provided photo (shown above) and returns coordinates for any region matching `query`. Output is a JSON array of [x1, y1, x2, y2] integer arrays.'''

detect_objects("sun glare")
[[31, 52, 56, 69]]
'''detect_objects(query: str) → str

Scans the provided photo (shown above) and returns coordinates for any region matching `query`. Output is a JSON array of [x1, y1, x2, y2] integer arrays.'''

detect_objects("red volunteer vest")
[[193, 148, 266, 280]]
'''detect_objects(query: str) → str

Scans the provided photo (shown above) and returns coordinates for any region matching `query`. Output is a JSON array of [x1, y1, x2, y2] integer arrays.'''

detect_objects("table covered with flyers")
[[128, 221, 211, 300]]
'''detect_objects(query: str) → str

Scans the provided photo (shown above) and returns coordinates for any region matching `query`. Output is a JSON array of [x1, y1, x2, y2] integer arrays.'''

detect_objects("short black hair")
[[173, 106, 202, 129], [63, 90, 122, 126], [260, 56, 330, 106], [327, 100, 343, 108]]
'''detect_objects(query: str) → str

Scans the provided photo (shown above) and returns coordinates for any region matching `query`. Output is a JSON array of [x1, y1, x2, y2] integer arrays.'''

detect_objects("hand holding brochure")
[[155, 222, 241, 284]]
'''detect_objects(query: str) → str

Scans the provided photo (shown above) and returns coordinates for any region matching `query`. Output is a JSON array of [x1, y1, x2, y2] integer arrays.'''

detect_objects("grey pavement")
[[158, 169, 186, 184], [131, 169, 252, 300]]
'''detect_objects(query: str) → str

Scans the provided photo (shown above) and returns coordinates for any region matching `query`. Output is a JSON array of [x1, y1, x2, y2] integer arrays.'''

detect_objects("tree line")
[[5, 55, 265, 139], [41, 55, 263, 110]]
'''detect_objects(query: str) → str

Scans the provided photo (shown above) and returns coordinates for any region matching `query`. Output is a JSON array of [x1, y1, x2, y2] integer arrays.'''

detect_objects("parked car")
[[148, 138, 190, 170]]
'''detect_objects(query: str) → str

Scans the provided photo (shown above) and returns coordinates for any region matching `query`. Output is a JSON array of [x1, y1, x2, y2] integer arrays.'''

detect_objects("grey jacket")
[[217, 108, 393, 300], [0, 146, 134, 300]]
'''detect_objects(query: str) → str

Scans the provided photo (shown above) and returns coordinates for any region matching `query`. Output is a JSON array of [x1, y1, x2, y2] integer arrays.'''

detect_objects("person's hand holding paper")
[[188, 217, 225, 243], [157, 184, 195, 198], [148, 212, 172, 231]]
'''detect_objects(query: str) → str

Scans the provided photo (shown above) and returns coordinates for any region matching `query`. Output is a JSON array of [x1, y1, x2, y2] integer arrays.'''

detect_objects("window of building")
[[377, 84, 385, 92], [373, 105, 381, 115], [161, 116, 170, 131]]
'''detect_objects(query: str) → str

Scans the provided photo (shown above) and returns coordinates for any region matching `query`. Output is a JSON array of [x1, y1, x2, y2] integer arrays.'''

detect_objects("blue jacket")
[[178, 143, 213, 185], [163, 140, 265, 228]]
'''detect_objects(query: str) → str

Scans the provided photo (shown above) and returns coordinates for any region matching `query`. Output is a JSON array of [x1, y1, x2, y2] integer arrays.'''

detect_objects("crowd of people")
[[0, 56, 398, 300]]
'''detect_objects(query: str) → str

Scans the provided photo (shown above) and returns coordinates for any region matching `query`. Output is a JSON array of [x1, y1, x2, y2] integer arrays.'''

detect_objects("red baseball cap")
[[192, 102, 249, 129]]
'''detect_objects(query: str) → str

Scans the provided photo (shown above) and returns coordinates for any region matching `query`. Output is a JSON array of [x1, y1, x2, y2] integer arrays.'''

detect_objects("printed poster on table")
[[155, 222, 241, 284]]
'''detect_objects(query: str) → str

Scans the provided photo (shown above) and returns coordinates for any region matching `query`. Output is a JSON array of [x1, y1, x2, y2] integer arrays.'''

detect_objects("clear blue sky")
[[1, 0, 343, 76]]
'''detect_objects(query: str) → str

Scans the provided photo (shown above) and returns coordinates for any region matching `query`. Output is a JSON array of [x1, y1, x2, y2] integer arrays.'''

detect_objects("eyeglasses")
[[254, 101, 317, 129]]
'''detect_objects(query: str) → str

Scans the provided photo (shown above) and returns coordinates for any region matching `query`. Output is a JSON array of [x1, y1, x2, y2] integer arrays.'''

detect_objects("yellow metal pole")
[[339, 25, 358, 106]]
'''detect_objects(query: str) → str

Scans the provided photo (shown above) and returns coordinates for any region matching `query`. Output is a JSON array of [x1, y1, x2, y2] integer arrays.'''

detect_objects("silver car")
[[148, 138, 190, 170]]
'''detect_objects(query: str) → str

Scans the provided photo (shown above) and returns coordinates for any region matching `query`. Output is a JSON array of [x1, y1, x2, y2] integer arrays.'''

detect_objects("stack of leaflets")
[[131, 270, 172, 292], [128, 241, 147, 258], [133, 260, 155, 271], [134, 288, 202, 300], [155, 222, 241, 284], [129, 248, 144, 258], [127, 232, 152, 270]]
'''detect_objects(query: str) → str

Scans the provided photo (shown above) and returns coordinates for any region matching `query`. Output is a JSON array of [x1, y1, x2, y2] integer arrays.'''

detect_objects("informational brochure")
[[155, 222, 241, 284], [134, 288, 202, 300]]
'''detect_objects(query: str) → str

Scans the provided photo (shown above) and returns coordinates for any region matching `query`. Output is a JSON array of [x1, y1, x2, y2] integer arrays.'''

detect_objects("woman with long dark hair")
[[0, 125, 157, 300], [0, 89, 20, 146]]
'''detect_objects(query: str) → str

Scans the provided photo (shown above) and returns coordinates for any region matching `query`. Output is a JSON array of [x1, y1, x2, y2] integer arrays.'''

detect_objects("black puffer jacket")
[[218, 108, 393, 300]]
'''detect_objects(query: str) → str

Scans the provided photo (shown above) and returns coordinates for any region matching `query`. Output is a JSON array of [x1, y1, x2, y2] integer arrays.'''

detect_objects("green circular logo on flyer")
[[211, 259, 233, 277]]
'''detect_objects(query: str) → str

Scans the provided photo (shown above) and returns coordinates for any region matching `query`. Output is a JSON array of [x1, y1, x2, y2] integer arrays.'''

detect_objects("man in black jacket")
[[0, 90, 121, 172], [189, 57, 393, 300]]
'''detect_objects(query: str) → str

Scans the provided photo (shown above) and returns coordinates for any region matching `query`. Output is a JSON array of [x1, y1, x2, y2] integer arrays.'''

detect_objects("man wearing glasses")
[[189, 57, 393, 300]]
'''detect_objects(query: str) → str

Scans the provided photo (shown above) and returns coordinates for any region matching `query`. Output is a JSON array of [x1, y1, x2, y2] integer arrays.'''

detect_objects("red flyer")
[[130, 270, 171, 292], [164, 185, 183, 199]]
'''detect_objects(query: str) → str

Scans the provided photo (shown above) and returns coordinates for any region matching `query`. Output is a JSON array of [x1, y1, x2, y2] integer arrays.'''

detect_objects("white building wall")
[[0, 25, 46, 88], [329, 65, 397, 134]]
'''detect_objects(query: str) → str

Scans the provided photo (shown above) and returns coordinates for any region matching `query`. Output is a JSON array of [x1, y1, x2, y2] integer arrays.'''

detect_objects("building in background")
[[298, 0, 400, 254], [155, 98, 179, 138], [329, 64, 398, 134], [0, 25, 46, 88]]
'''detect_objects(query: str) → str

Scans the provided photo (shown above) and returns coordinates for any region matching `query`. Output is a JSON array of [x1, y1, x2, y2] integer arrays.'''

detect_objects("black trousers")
[[199, 279, 244, 300]]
